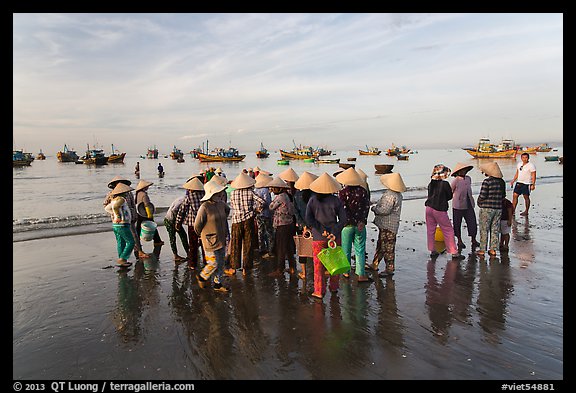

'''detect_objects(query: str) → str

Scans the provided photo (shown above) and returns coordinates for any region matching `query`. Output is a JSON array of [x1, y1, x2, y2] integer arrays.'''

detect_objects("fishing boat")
[[108, 144, 126, 163], [279, 149, 318, 160], [147, 145, 159, 159], [386, 144, 411, 156], [170, 146, 184, 160], [277, 160, 290, 165], [57, 144, 80, 162], [316, 147, 332, 156], [462, 138, 517, 158], [338, 163, 355, 170], [374, 164, 394, 174], [397, 154, 409, 160], [304, 158, 316, 163], [359, 146, 381, 155], [36, 149, 46, 160], [82, 144, 108, 165], [347, 157, 357, 161], [256, 142, 270, 158], [197, 147, 246, 163], [13, 150, 33, 167], [535, 143, 553, 152], [316, 158, 340, 164], [544, 155, 560, 162]]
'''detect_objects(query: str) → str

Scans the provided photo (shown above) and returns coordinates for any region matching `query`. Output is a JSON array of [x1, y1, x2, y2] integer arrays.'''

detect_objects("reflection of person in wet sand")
[[425, 260, 458, 344], [112, 270, 142, 343], [375, 277, 404, 349], [512, 216, 534, 266], [476, 257, 514, 344]]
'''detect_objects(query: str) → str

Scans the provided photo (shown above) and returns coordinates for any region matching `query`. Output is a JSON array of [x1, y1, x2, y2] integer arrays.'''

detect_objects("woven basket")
[[293, 230, 313, 257]]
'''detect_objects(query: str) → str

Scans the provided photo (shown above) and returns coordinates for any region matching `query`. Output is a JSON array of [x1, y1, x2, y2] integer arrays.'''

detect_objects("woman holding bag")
[[305, 173, 347, 299]]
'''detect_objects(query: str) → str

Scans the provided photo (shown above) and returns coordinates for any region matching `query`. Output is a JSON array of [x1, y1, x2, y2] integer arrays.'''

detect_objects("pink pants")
[[425, 206, 458, 255], [313, 240, 340, 297]]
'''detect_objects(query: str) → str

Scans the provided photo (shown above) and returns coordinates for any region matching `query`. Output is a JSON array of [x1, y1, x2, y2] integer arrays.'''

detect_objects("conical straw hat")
[[479, 161, 503, 178], [278, 167, 299, 183], [231, 171, 256, 189], [451, 162, 474, 177], [309, 172, 343, 194], [254, 173, 273, 188], [380, 173, 407, 192], [200, 177, 227, 202], [335, 167, 364, 186], [111, 182, 134, 196], [294, 171, 319, 190], [267, 176, 289, 189], [135, 179, 153, 192], [253, 166, 261, 172], [182, 177, 204, 191], [108, 175, 131, 189], [212, 174, 228, 186]]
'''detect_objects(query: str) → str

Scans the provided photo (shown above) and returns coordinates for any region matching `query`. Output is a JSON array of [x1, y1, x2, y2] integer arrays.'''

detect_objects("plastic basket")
[[317, 240, 350, 275], [293, 230, 313, 257]]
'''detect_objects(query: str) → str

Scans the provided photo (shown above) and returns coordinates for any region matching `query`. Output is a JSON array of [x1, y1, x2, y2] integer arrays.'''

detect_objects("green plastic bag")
[[317, 240, 350, 275]]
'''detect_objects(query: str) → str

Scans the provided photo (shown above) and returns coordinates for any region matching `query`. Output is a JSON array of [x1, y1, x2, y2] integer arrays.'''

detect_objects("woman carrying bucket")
[[305, 173, 347, 299], [135, 180, 164, 248], [105, 182, 136, 267]]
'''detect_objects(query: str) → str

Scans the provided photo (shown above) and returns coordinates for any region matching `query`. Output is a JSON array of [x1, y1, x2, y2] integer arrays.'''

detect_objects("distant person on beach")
[[450, 163, 480, 251], [103, 175, 146, 260], [424, 164, 465, 260], [500, 194, 514, 252], [294, 171, 319, 280], [253, 173, 274, 258], [369, 172, 407, 277], [510, 152, 536, 216], [268, 176, 297, 276], [194, 177, 231, 292], [205, 167, 215, 183], [134, 162, 140, 175], [135, 180, 164, 248], [476, 162, 506, 258], [336, 168, 370, 283], [105, 182, 136, 267], [306, 173, 347, 299], [228, 172, 265, 276], [215, 167, 226, 178], [157, 163, 164, 176], [164, 195, 189, 263], [174, 177, 206, 270]]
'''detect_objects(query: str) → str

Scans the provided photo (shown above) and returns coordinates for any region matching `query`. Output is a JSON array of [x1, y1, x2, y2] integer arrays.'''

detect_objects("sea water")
[[13, 147, 563, 242]]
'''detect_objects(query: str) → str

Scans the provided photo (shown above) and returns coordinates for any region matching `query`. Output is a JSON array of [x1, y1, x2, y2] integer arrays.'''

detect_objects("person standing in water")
[[510, 152, 536, 216]]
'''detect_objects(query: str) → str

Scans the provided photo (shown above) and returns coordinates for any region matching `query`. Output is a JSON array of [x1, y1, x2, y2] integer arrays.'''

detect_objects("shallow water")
[[13, 184, 563, 380]]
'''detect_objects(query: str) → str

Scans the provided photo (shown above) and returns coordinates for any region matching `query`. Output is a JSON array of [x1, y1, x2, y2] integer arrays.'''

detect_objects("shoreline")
[[13, 182, 563, 380]]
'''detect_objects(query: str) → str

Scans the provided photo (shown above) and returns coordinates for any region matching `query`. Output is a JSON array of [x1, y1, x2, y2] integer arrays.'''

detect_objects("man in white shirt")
[[510, 152, 537, 216]]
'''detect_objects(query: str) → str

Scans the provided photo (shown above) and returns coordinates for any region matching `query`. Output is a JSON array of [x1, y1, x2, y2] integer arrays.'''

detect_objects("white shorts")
[[500, 220, 511, 235]]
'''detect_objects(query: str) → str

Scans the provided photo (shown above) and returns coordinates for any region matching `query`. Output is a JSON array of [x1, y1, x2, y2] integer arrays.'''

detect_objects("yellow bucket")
[[434, 226, 444, 242]]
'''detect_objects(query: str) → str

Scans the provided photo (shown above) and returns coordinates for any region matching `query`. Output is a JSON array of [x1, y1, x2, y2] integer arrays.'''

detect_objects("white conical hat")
[[380, 172, 407, 192], [212, 174, 228, 186], [111, 182, 134, 196], [231, 171, 256, 189], [294, 171, 319, 190], [254, 173, 273, 188], [108, 175, 131, 189], [267, 176, 289, 189], [309, 172, 343, 194], [479, 161, 503, 178], [182, 177, 204, 191], [200, 177, 227, 202], [335, 167, 364, 186], [278, 167, 299, 182], [135, 179, 153, 192]]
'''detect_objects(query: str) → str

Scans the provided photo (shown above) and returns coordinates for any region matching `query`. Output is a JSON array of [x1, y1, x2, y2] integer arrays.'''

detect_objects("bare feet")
[[520, 211, 528, 216]]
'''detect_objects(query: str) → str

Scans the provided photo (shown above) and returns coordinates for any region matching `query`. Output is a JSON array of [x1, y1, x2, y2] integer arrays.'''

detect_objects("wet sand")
[[13, 182, 563, 381]]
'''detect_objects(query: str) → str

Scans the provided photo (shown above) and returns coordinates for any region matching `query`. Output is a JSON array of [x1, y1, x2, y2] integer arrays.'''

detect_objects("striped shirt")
[[175, 190, 205, 227], [230, 188, 265, 224], [477, 176, 506, 209]]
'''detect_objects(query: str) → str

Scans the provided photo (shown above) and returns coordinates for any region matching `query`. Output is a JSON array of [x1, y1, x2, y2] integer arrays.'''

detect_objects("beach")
[[13, 181, 563, 381]]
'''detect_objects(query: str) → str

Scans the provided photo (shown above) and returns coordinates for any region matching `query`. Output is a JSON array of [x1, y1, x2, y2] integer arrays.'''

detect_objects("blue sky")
[[13, 13, 563, 155]]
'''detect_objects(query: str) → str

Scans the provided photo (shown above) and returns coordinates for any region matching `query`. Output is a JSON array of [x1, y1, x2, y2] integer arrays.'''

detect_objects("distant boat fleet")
[[462, 138, 556, 159]]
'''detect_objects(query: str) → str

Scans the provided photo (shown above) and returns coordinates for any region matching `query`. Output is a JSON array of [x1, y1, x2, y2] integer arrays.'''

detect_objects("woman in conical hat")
[[336, 168, 371, 283], [476, 161, 506, 258], [279, 167, 299, 196], [104, 182, 136, 268], [268, 177, 297, 277], [194, 176, 231, 292], [134, 179, 163, 248], [306, 173, 347, 299], [253, 173, 274, 258], [103, 175, 145, 259], [450, 163, 479, 251], [425, 164, 464, 260], [173, 177, 206, 269], [293, 171, 318, 280], [228, 171, 266, 275], [369, 173, 407, 276]]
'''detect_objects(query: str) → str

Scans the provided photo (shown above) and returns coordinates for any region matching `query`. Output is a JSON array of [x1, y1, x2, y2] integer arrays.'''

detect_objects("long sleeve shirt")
[[293, 190, 309, 227], [104, 191, 137, 223], [194, 200, 230, 252], [477, 177, 506, 209], [230, 188, 265, 224], [165, 196, 186, 222], [269, 192, 295, 228], [450, 176, 475, 210], [424, 180, 453, 212], [253, 187, 272, 219], [372, 190, 403, 234], [338, 185, 369, 226], [175, 190, 205, 227], [305, 194, 347, 242]]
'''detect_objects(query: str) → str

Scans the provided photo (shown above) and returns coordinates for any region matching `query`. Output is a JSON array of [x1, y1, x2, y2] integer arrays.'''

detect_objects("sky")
[[13, 13, 563, 155]]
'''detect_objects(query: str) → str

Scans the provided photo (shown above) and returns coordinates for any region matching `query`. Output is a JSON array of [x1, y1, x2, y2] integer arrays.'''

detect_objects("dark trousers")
[[273, 223, 296, 272], [230, 217, 256, 269], [452, 208, 478, 239], [187, 225, 203, 269]]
